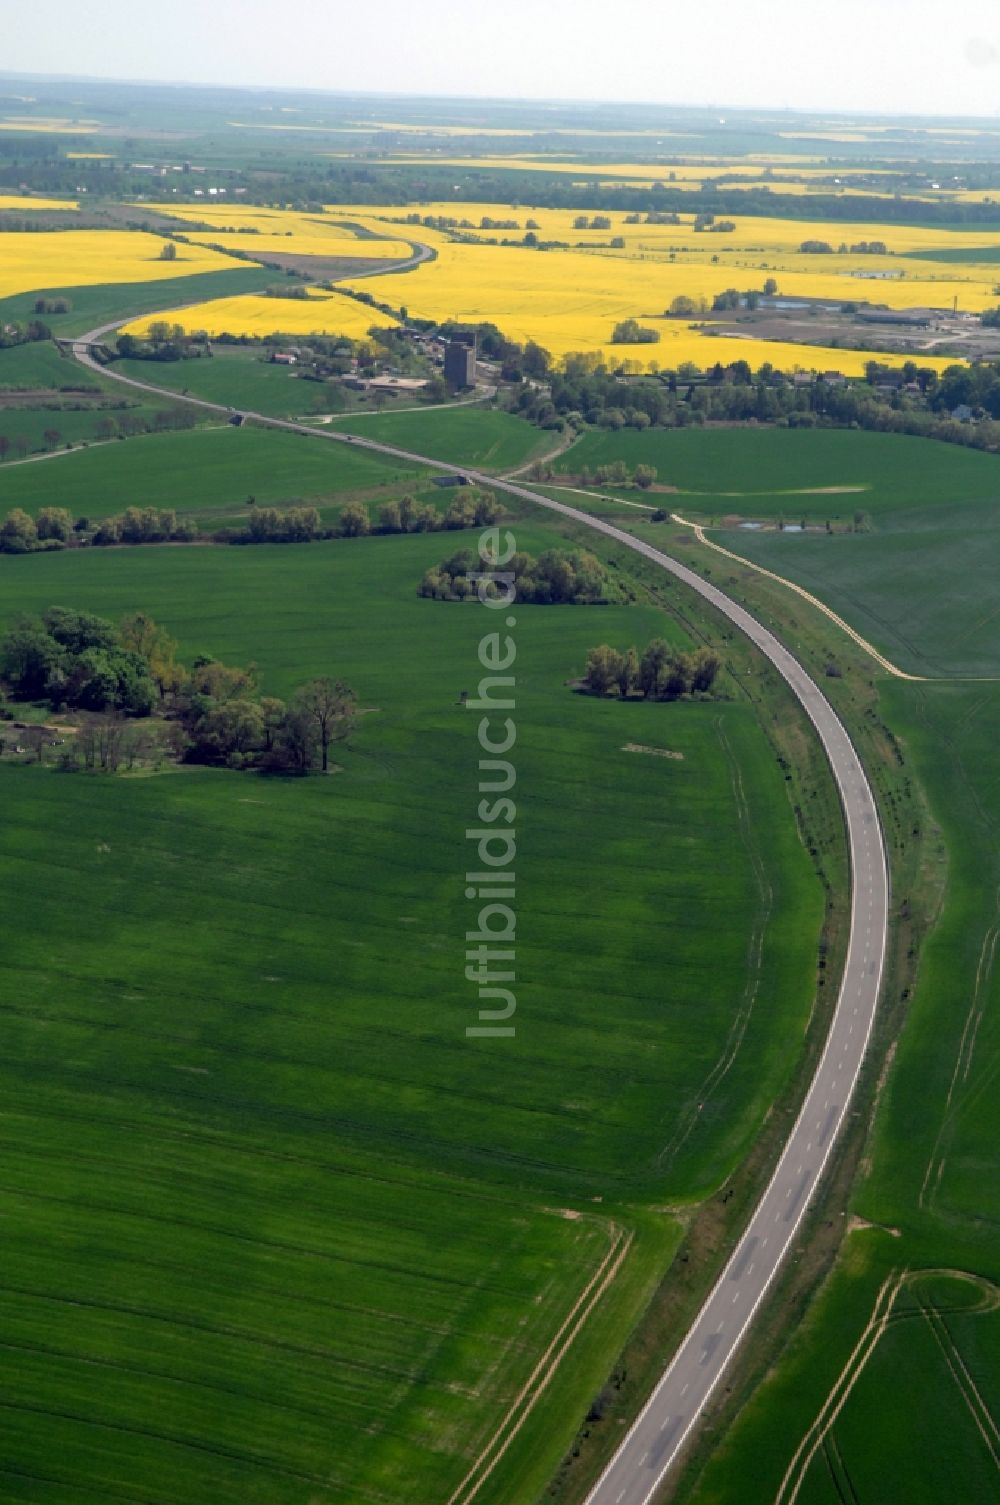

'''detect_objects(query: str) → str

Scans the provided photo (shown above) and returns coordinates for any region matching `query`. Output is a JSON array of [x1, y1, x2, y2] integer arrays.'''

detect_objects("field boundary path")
[[71, 325, 891, 1505]]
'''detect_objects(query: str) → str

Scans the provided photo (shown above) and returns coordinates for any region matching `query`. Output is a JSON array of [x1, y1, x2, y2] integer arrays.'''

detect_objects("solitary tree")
[[291, 677, 357, 772], [159, 241, 178, 261]]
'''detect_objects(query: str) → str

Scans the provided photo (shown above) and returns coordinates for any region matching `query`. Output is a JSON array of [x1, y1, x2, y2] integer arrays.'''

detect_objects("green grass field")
[[0, 423, 422, 521], [670, 431, 1000, 1505], [0, 343, 190, 460], [555, 427, 1000, 524], [0, 340, 100, 389], [328, 405, 548, 470], [0, 527, 824, 1504], [115, 346, 347, 419], [0, 406, 159, 459], [907, 244, 1000, 262], [726, 495, 1000, 679]]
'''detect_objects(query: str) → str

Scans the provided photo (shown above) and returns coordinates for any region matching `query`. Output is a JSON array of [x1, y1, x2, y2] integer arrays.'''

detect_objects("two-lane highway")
[[71, 328, 889, 1505]]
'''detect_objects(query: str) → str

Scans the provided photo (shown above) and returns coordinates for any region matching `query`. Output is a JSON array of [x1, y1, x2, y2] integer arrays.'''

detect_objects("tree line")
[[582, 639, 722, 700], [509, 354, 1000, 455], [527, 458, 658, 489], [233, 490, 502, 544], [0, 506, 199, 553], [0, 491, 504, 556]]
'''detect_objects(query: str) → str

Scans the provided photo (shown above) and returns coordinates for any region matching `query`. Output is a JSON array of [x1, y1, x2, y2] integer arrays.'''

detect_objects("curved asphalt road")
[[71, 328, 889, 1505]]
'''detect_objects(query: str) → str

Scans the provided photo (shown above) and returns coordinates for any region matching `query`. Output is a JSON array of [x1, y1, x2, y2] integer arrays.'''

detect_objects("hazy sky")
[[5, 0, 1000, 117]]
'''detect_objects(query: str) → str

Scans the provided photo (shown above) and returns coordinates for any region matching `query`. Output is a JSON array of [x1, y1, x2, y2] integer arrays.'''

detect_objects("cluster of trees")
[[263, 283, 311, 300], [584, 460, 657, 488], [624, 211, 681, 225], [374, 490, 501, 534], [712, 279, 779, 310], [694, 214, 736, 232], [666, 294, 709, 318], [611, 319, 661, 345], [180, 662, 356, 773], [1, 507, 75, 554], [798, 238, 889, 255], [0, 315, 53, 349], [420, 545, 612, 604], [573, 214, 613, 230], [0, 607, 165, 715], [115, 325, 207, 363], [0, 605, 356, 776], [582, 639, 722, 700], [930, 358, 1000, 416]]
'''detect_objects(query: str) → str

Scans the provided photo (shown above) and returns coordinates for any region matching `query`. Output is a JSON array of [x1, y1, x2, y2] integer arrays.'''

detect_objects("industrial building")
[[444, 333, 476, 390]]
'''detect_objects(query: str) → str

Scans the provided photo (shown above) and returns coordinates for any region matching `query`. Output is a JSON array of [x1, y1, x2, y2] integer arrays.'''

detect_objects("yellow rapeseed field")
[[332, 239, 956, 372], [123, 288, 399, 342], [386, 200, 1000, 259], [0, 193, 80, 211], [0, 230, 244, 300], [103, 197, 992, 373]]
